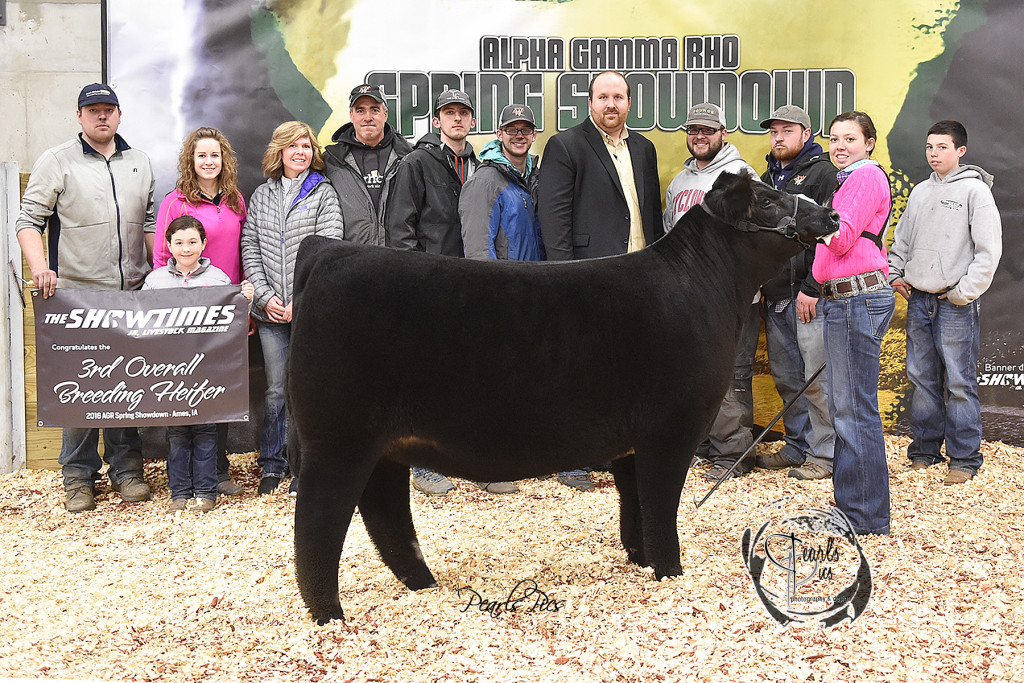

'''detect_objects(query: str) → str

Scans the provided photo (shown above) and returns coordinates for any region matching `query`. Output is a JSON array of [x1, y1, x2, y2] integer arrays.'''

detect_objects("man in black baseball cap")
[[323, 83, 412, 247]]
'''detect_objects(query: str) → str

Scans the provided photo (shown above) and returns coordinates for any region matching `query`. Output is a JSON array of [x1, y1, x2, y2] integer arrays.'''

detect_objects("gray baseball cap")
[[683, 102, 725, 129], [498, 104, 536, 128], [759, 105, 812, 130], [434, 89, 474, 115]]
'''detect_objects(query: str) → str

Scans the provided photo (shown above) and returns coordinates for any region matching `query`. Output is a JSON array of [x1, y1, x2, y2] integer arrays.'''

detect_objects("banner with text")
[[34, 287, 250, 427]]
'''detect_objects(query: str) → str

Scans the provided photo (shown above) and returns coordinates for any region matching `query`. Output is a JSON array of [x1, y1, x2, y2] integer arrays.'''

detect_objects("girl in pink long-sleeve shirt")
[[154, 127, 248, 496], [154, 127, 247, 283], [815, 111, 895, 538]]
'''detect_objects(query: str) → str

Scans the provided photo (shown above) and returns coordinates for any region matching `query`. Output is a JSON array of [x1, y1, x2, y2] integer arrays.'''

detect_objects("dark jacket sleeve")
[[385, 153, 425, 251], [637, 136, 664, 245], [537, 133, 577, 261]]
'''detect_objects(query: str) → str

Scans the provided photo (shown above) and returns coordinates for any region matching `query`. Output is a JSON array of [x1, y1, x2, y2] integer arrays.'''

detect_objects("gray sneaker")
[[111, 476, 151, 502], [476, 481, 520, 494], [788, 462, 832, 480], [412, 470, 455, 496], [65, 485, 96, 513], [557, 472, 595, 491]]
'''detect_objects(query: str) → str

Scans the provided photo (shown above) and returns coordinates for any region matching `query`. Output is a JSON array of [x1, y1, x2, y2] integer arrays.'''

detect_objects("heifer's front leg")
[[359, 459, 437, 591], [633, 447, 690, 579], [294, 454, 370, 624], [611, 455, 648, 567]]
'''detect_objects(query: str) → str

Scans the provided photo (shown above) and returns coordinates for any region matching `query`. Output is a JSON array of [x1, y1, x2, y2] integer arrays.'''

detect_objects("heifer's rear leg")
[[611, 455, 648, 568], [633, 445, 692, 579], [359, 458, 436, 591], [294, 449, 372, 624]]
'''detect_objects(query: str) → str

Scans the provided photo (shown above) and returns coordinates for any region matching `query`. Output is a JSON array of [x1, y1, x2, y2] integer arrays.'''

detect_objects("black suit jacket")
[[538, 119, 663, 260]]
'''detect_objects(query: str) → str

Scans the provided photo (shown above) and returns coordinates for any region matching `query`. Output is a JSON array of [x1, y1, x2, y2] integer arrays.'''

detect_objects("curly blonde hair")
[[175, 127, 243, 214], [261, 121, 325, 180]]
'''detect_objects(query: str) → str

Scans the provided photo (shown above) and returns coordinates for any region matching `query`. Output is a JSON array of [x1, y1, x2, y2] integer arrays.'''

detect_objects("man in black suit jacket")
[[538, 70, 663, 261]]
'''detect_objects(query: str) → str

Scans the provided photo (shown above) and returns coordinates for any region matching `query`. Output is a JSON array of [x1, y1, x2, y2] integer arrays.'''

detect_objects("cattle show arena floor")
[[0, 436, 1020, 682]]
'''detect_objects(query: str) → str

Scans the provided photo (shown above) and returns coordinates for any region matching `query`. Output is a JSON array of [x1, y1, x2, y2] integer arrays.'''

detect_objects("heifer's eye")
[[761, 198, 773, 209]]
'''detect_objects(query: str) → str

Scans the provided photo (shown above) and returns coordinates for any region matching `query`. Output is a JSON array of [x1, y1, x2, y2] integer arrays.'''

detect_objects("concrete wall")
[[0, 0, 102, 170]]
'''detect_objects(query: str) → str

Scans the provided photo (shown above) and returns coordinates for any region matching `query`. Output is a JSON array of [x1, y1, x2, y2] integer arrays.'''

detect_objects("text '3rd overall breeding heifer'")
[[288, 172, 839, 623]]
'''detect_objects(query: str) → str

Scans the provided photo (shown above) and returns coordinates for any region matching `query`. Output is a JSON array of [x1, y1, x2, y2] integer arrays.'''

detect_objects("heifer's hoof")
[[403, 576, 438, 592], [311, 607, 346, 625], [654, 566, 683, 580], [625, 549, 649, 568]]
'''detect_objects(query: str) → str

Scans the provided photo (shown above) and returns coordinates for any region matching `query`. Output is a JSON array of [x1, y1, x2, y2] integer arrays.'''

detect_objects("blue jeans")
[[257, 322, 290, 478], [823, 289, 894, 535], [167, 424, 218, 500], [905, 292, 982, 474], [764, 298, 835, 470], [59, 427, 143, 489], [701, 302, 759, 467]]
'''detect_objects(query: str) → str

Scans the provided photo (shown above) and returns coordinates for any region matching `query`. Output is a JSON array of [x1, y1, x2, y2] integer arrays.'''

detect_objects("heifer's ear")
[[704, 172, 756, 225]]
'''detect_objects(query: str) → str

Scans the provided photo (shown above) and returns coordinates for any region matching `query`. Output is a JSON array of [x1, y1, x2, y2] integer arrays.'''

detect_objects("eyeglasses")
[[501, 127, 535, 138], [685, 126, 722, 136]]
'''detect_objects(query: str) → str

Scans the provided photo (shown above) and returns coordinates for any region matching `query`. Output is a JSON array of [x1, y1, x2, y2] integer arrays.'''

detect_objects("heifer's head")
[[702, 172, 839, 247]]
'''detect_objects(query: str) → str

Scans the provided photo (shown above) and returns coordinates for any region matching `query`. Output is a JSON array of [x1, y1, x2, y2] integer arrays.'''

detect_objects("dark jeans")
[[257, 322, 290, 478], [905, 291, 982, 474], [823, 289, 895, 535], [699, 302, 759, 468], [167, 423, 219, 500], [59, 427, 143, 489]]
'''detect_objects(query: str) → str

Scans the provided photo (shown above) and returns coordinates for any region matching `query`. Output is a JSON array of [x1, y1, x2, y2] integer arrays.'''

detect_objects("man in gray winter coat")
[[16, 83, 155, 512], [663, 103, 759, 483], [324, 84, 413, 245]]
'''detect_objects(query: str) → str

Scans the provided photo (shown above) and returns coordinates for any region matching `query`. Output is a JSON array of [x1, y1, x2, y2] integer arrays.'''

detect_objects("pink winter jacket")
[[154, 189, 247, 283], [812, 163, 891, 283]]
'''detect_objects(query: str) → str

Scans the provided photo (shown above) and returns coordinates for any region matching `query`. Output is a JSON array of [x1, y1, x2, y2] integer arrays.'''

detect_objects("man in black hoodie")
[[754, 105, 838, 481], [323, 83, 413, 246], [386, 89, 479, 496]]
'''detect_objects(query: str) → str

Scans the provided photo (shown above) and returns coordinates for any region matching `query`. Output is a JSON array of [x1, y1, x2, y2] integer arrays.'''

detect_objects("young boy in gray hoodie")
[[144, 216, 253, 512], [888, 120, 1002, 485]]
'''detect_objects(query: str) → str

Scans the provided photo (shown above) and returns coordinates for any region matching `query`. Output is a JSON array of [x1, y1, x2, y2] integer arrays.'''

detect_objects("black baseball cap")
[[78, 83, 119, 109], [349, 83, 387, 107], [434, 89, 474, 115]]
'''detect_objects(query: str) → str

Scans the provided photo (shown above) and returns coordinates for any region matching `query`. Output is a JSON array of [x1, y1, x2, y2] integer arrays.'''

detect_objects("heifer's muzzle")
[[700, 195, 832, 248]]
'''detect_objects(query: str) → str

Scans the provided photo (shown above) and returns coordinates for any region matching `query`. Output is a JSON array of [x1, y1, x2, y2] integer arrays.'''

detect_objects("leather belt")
[[821, 270, 888, 300]]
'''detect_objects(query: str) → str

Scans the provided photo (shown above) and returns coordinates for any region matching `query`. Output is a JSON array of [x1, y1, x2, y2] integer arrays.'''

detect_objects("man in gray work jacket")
[[16, 83, 156, 513], [324, 83, 413, 245]]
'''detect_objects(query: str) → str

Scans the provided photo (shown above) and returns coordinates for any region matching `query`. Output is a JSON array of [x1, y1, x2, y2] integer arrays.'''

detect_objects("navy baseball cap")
[[78, 83, 119, 109]]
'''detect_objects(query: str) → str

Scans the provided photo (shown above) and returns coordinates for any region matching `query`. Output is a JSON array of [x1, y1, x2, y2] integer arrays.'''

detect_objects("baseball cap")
[[498, 104, 536, 128], [78, 83, 119, 109], [759, 104, 812, 130], [349, 83, 387, 107], [434, 89, 474, 115], [683, 102, 725, 129]]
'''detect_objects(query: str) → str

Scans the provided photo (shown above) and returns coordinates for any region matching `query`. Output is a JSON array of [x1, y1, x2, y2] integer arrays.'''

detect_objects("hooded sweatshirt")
[[459, 138, 542, 261], [888, 164, 1001, 305], [663, 142, 757, 232]]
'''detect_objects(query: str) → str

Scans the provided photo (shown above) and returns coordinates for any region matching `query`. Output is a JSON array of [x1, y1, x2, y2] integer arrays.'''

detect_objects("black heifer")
[[288, 172, 839, 623]]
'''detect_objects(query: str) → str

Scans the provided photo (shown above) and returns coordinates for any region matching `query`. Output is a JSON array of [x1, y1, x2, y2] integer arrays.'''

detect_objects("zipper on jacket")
[[105, 156, 125, 289]]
